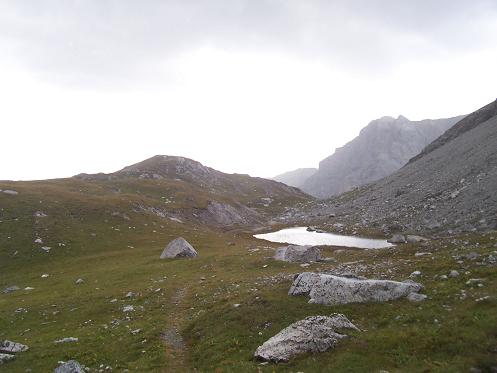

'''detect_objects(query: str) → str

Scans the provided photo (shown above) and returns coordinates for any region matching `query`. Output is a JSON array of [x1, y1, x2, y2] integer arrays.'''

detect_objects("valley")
[[1, 101, 497, 372]]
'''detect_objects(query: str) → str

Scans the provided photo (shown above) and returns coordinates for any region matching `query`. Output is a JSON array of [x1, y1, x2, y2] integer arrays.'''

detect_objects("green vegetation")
[[1, 178, 496, 372]]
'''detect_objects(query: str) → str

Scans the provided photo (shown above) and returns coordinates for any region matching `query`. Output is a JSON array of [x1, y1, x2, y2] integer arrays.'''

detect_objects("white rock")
[[34, 238, 43, 244], [54, 337, 78, 344], [254, 314, 359, 362], [41, 274, 49, 278], [122, 305, 134, 313], [0, 340, 29, 353], [54, 360, 85, 373], [75, 278, 84, 285], [289, 272, 423, 305]]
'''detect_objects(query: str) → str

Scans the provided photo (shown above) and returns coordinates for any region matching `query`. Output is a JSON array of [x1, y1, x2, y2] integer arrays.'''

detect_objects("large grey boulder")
[[0, 340, 29, 354], [160, 237, 198, 259], [274, 245, 321, 263], [289, 272, 423, 305], [254, 314, 359, 362], [54, 360, 84, 373]]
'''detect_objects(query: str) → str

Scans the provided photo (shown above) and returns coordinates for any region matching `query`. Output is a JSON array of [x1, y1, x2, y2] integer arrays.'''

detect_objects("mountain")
[[71, 155, 309, 228], [272, 168, 317, 188], [301, 114, 464, 199], [303, 100, 497, 234]]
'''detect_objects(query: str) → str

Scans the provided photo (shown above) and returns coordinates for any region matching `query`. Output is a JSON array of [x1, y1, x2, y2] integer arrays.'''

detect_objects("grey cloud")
[[1, 0, 496, 87]]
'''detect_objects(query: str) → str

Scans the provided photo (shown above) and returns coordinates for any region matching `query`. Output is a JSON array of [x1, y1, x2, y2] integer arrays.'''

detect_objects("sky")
[[1, 0, 497, 180]]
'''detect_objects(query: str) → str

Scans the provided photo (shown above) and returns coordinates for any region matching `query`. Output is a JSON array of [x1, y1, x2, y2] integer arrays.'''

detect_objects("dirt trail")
[[161, 287, 190, 372]]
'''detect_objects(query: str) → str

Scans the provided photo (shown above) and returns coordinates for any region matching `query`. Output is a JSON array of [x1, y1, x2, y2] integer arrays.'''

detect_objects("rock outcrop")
[[254, 314, 359, 362], [274, 245, 321, 263], [289, 272, 423, 305], [160, 237, 198, 259], [301, 115, 463, 198]]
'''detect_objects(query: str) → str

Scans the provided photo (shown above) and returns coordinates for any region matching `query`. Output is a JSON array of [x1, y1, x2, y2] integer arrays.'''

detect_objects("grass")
[[1, 178, 496, 372]]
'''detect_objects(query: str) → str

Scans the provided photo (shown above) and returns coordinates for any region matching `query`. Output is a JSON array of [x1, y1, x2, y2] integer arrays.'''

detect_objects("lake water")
[[254, 227, 393, 249]]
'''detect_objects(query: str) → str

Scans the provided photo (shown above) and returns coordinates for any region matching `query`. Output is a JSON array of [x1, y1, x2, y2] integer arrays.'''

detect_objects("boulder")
[[0, 340, 29, 354], [289, 272, 423, 305], [274, 245, 321, 263], [254, 314, 359, 362], [160, 237, 198, 259], [387, 234, 406, 244], [54, 360, 84, 373]]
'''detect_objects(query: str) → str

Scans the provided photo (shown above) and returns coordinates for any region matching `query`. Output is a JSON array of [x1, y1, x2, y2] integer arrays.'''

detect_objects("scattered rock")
[[254, 314, 359, 362], [122, 305, 134, 313], [387, 234, 406, 244], [409, 270, 421, 278], [54, 337, 78, 344], [449, 270, 460, 278], [160, 237, 198, 259], [54, 360, 84, 373], [34, 211, 47, 217], [289, 272, 423, 305], [274, 245, 321, 263], [34, 238, 43, 244], [41, 246, 51, 253]]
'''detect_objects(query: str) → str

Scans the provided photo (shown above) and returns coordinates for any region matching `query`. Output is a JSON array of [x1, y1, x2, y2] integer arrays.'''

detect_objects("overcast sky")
[[1, 0, 497, 180]]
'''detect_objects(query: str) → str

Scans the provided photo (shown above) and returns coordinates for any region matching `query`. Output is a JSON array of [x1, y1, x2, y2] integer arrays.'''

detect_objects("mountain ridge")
[[300, 114, 465, 198]]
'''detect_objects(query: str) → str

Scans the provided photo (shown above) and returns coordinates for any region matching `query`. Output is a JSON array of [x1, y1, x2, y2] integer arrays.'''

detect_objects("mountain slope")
[[305, 101, 497, 234], [272, 168, 317, 188], [301, 115, 464, 199], [71, 155, 310, 228]]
